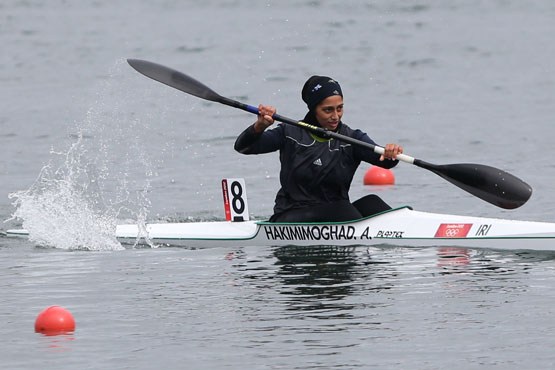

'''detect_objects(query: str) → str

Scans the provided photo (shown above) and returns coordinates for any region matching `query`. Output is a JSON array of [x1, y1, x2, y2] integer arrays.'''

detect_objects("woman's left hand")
[[380, 143, 403, 161]]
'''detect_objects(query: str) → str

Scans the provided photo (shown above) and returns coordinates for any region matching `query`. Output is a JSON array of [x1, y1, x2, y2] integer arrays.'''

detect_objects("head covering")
[[301, 75, 343, 111]]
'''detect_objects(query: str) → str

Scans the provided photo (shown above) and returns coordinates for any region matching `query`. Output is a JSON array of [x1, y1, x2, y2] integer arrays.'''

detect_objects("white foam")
[[9, 59, 161, 250]]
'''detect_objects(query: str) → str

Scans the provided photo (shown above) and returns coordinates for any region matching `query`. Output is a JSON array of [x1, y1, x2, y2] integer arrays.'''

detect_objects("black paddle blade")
[[416, 161, 532, 209], [127, 59, 222, 102]]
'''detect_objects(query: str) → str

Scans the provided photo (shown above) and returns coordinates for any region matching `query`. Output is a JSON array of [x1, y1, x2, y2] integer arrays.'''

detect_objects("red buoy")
[[35, 306, 75, 335], [363, 166, 395, 185]]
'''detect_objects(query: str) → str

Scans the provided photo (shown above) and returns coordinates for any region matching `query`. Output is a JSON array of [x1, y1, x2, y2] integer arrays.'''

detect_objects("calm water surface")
[[1, 1, 555, 369]]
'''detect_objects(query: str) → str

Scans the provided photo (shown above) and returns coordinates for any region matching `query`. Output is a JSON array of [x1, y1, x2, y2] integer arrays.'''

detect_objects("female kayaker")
[[234, 75, 403, 222]]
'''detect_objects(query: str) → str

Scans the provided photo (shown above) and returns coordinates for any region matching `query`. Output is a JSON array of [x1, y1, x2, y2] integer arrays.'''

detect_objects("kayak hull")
[[113, 207, 555, 251]]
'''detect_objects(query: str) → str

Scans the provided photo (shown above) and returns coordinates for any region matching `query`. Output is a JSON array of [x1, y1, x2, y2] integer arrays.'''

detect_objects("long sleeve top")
[[234, 121, 398, 216]]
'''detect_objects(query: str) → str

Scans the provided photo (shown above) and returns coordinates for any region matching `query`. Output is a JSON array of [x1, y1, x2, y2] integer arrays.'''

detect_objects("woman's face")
[[315, 95, 344, 131]]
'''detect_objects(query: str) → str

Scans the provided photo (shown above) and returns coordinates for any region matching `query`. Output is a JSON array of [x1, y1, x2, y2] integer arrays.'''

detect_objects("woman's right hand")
[[253, 104, 276, 133]]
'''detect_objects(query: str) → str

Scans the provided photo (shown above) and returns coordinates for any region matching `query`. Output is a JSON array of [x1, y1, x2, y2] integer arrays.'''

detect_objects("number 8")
[[230, 181, 245, 214]]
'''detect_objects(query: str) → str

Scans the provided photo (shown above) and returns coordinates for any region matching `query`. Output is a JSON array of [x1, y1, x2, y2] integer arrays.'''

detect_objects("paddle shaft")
[[126, 59, 532, 209], [218, 95, 417, 164]]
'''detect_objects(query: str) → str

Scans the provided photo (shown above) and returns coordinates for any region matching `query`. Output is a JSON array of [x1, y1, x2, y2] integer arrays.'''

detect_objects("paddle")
[[127, 58, 533, 209]]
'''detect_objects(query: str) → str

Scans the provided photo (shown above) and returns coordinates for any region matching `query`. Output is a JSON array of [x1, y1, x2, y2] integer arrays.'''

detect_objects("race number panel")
[[222, 178, 250, 222]]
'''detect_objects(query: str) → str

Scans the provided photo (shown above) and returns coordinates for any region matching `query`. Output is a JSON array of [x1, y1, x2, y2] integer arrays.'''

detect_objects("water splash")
[[9, 59, 162, 250]]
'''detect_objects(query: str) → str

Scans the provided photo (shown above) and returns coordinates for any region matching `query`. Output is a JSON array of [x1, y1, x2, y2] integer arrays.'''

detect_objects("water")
[[2, 0, 555, 369]]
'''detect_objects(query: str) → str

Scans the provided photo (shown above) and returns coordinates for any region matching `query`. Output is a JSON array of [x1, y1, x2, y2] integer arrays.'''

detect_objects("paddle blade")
[[416, 161, 532, 209], [127, 59, 222, 102]]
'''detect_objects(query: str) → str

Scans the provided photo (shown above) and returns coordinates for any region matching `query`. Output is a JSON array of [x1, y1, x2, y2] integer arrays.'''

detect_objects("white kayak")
[[9, 206, 555, 251]]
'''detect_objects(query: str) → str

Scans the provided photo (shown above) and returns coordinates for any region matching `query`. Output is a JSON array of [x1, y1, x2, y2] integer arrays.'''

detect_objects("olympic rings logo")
[[445, 228, 460, 237]]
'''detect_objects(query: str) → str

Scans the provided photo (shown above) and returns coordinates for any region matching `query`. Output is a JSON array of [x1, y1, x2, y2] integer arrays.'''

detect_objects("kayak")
[[120, 206, 555, 250], [8, 206, 555, 251]]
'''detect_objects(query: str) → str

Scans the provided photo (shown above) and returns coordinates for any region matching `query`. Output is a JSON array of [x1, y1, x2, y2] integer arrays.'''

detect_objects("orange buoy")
[[35, 306, 75, 335], [363, 166, 395, 185]]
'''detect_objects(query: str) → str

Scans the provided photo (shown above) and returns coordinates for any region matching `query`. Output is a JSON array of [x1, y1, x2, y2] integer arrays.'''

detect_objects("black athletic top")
[[234, 121, 398, 217]]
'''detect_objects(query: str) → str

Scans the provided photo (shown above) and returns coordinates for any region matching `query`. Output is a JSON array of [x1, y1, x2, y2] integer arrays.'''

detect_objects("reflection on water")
[[272, 245, 397, 317], [231, 245, 555, 309], [436, 247, 471, 268], [224, 242, 555, 361], [435, 246, 555, 276], [38, 333, 75, 353], [274, 245, 357, 263], [274, 246, 359, 314]]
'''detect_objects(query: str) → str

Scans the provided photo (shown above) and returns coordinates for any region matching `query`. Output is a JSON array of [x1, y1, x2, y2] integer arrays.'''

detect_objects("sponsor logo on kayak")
[[375, 230, 404, 238], [263, 225, 356, 241], [434, 223, 473, 238]]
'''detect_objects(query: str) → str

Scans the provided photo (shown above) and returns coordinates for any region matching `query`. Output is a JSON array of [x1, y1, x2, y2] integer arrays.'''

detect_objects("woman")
[[234, 75, 403, 222]]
